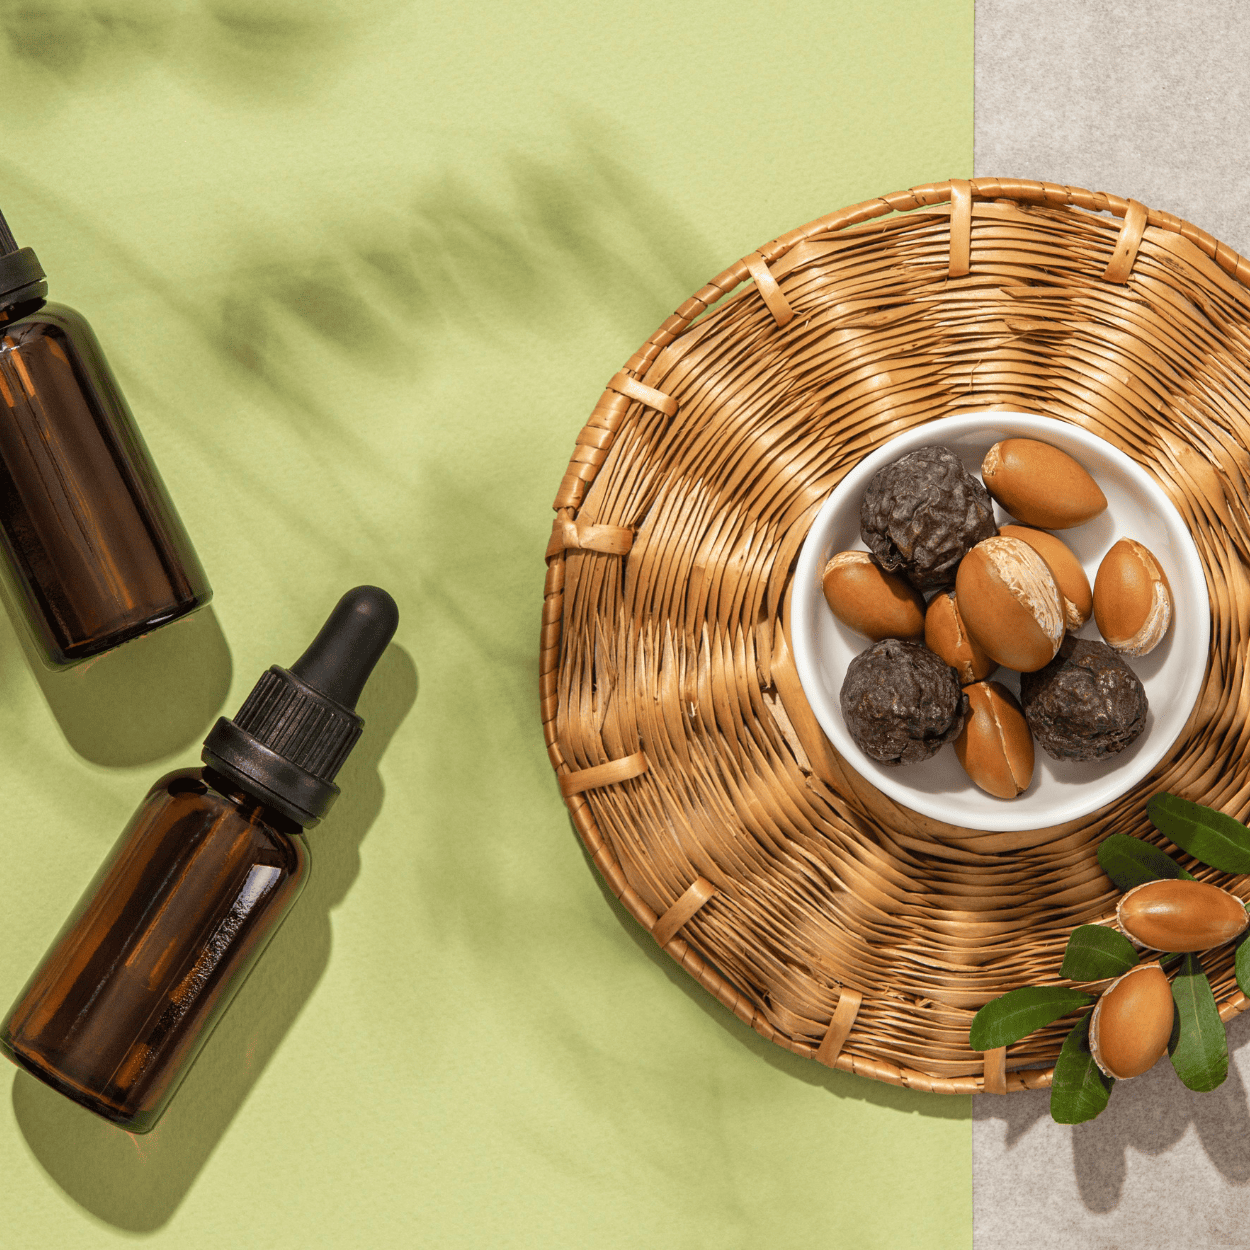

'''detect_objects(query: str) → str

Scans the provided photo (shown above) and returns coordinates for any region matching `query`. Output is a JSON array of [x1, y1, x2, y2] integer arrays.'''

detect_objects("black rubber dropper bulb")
[[290, 584, 399, 708], [202, 586, 400, 827]]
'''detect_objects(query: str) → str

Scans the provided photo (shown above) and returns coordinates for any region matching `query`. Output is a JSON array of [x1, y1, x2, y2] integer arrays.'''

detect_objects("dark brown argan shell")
[[859, 446, 997, 590], [1019, 637, 1147, 762], [840, 638, 968, 766]]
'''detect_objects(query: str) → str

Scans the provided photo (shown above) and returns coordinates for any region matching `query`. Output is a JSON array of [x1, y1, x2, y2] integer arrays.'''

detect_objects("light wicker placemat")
[[540, 178, 1250, 1094]]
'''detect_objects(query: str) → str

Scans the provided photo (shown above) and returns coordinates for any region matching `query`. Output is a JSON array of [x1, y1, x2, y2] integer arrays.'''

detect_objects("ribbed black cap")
[[0, 205, 47, 313], [203, 586, 399, 827]]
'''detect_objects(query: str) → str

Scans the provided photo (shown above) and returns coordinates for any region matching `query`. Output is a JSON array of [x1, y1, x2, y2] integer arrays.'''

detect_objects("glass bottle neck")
[[200, 766, 307, 837], [0, 295, 46, 325]]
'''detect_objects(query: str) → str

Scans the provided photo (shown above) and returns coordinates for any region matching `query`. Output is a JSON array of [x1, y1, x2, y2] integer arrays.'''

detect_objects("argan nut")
[[1093, 538, 1173, 656], [1021, 638, 1146, 761], [1089, 962, 1174, 1080], [955, 536, 1065, 672], [1117, 879, 1249, 952], [953, 681, 1034, 798], [981, 439, 1107, 529], [924, 591, 997, 684], [1000, 524, 1092, 630], [822, 551, 927, 641]]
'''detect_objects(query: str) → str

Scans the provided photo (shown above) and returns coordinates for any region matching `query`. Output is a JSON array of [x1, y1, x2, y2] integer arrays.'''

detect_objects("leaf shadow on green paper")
[[973, 1009, 1250, 1213], [10, 642, 416, 1234], [198, 124, 716, 454], [582, 841, 970, 1123], [0, 0, 376, 99], [2, 115, 719, 590], [187, 129, 721, 670]]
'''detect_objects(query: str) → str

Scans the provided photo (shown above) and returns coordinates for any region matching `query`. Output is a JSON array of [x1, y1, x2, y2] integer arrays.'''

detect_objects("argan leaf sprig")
[[970, 793, 1245, 1121]]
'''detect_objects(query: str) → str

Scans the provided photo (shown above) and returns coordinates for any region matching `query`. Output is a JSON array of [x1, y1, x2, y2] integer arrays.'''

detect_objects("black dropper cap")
[[0, 205, 48, 315], [202, 586, 399, 827]]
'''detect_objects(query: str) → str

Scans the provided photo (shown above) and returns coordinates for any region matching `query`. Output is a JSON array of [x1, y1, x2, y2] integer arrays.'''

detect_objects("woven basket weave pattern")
[[540, 178, 1250, 1095]]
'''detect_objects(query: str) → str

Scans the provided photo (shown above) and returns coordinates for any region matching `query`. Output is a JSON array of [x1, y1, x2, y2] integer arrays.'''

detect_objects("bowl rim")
[[790, 411, 1211, 833]]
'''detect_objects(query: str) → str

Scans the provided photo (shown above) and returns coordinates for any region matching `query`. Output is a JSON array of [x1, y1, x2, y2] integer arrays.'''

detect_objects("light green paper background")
[[0, 3, 972, 1245]]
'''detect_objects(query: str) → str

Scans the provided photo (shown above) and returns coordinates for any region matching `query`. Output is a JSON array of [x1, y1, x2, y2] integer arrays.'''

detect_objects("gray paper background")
[[975, 1014, 1250, 1248], [974, 2, 1250, 1244], [976, 0, 1250, 254]]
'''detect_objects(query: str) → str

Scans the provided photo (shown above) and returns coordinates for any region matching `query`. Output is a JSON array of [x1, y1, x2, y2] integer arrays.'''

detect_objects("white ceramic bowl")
[[791, 412, 1209, 832]]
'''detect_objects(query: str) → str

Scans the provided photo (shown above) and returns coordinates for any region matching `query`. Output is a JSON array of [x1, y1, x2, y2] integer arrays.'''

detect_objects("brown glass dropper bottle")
[[0, 204, 210, 667], [0, 585, 399, 1133]]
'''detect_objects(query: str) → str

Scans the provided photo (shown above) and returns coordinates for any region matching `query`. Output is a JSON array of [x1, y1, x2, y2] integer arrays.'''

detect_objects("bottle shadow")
[[10, 641, 417, 1232], [580, 836, 970, 1122], [6, 603, 234, 768]]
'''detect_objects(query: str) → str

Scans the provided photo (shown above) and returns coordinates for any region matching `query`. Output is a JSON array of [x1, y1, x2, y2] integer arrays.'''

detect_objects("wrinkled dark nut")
[[822, 551, 926, 641], [981, 438, 1107, 529], [840, 638, 967, 766], [1019, 637, 1147, 762], [860, 446, 997, 591], [1089, 962, 1173, 1080], [1093, 538, 1173, 656], [955, 536, 1065, 672], [1117, 880, 1248, 952], [924, 590, 997, 684], [999, 524, 1092, 630], [953, 681, 1034, 798]]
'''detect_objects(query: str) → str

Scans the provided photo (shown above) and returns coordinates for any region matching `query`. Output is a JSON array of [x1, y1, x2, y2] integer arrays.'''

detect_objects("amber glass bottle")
[[0, 208, 210, 667], [0, 586, 399, 1132], [1, 769, 307, 1132]]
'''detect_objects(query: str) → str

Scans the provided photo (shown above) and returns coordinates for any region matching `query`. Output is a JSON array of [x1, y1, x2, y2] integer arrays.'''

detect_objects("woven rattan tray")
[[540, 178, 1250, 1095]]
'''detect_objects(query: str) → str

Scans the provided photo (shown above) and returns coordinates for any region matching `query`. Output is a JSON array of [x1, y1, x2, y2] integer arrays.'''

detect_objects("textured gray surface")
[[974, 4, 1250, 1243], [975, 0, 1250, 255], [974, 1011, 1250, 1247]]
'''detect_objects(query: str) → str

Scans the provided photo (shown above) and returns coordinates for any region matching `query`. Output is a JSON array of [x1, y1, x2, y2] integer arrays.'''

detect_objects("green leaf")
[[969, 986, 1093, 1051], [1050, 1016, 1114, 1124], [1061, 925, 1140, 982], [1169, 953, 1228, 1092], [1147, 793, 1250, 875], [1236, 933, 1250, 1000], [1097, 831, 1193, 893]]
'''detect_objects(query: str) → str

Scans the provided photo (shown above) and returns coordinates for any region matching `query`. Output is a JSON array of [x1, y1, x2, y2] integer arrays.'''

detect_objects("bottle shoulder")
[[140, 767, 309, 871], [3, 300, 93, 339], [0, 300, 114, 382]]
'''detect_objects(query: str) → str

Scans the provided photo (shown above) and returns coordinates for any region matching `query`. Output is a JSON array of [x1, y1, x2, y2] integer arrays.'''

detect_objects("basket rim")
[[539, 177, 1250, 1097]]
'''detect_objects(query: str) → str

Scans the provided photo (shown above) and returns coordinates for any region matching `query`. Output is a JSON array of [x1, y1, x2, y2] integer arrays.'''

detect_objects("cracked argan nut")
[[999, 524, 1092, 630], [981, 439, 1107, 529], [859, 447, 998, 590], [925, 591, 997, 684], [953, 681, 1034, 798], [1117, 879, 1248, 952], [840, 639, 968, 765], [1093, 538, 1173, 656], [1021, 638, 1146, 761], [955, 535, 1065, 672], [822, 551, 927, 641], [1089, 962, 1174, 1080]]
